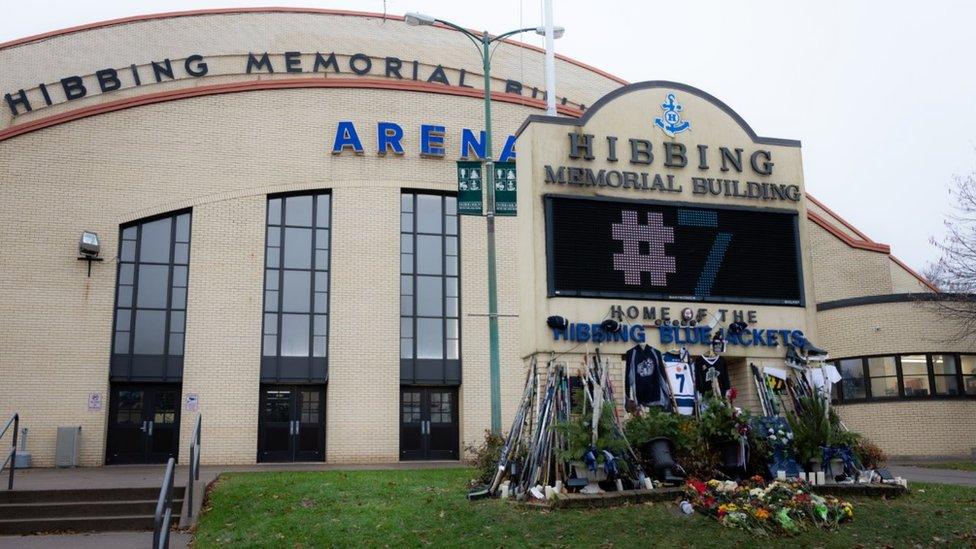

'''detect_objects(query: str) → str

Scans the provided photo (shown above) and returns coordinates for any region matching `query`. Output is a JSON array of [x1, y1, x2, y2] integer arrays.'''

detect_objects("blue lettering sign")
[[460, 128, 486, 159], [499, 134, 517, 162], [377, 121, 404, 155], [332, 121, 364, 155], [420, 124, 446, 157]]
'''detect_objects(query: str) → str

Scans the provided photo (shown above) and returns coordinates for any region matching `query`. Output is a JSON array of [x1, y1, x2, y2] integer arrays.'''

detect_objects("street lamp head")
[[404, 12, 436, 26], [535, 26, 566, 39]]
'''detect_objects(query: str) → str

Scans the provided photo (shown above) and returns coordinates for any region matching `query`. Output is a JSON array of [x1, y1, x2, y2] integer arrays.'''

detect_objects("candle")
[[776, 470, 786, 481], [817, 471, 826, 485]]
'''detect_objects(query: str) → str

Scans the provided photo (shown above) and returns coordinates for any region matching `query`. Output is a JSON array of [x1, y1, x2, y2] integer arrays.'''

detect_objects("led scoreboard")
[[545, 195, 804, 306]]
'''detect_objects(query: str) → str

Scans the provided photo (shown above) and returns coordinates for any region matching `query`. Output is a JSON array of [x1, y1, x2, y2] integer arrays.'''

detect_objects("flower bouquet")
[[685, 476, 853, 537]]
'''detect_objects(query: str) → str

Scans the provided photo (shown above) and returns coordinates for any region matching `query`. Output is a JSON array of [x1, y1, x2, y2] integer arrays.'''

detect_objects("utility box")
[[55, 426, 81, 468]]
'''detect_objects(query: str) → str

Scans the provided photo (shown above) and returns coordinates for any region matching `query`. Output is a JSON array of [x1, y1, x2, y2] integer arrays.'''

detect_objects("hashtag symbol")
[[611, 210, 676, 286]]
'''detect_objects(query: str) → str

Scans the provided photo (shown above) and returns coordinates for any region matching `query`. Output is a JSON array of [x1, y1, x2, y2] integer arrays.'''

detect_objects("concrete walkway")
[[888, 465, 976, 487], [0, 531, 191, 548], [10, 460, 467, 491]]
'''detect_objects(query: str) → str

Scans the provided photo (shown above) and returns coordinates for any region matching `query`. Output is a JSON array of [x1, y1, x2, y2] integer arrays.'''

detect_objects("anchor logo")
[[654, 93, 691, 137]]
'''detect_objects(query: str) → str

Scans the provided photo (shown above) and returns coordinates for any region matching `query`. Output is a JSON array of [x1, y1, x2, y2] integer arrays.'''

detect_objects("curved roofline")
[[0, 7, 628, 85], [516, 80, 801, 147], [0, 78, 583, 143]]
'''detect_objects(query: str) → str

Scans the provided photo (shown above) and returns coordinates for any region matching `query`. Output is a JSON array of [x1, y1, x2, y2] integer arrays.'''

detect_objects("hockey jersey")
[[624, 344, 666, 408], [663, 351, 696, 415], [694, 355, 731, 397]]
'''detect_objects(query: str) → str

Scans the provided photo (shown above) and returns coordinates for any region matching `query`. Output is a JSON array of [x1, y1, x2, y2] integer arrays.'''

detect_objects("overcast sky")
[[3, 0, 974, 272]]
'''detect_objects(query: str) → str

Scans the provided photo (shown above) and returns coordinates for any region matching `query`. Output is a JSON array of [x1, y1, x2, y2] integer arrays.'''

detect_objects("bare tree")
[[925, 170, 976, 343]]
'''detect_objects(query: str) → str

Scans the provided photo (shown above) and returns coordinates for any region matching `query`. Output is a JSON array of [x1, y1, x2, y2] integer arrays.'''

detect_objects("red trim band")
[[0, 7, 629, 85], [806, 194, 938, 292], [806, 193, 875, 242], [889, 255, 940, 293], [807, 210, 890, 253], [0, 78, 582, 143]]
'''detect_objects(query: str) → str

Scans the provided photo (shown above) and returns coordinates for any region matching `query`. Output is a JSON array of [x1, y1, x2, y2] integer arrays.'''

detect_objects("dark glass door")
[[106, 384, 181, 464], [399, 387, 458, 461], [258, 385, 325, 462]]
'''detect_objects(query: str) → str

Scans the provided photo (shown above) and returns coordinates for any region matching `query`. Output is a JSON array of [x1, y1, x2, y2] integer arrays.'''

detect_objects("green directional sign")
[[494, 162, 517, 216], [456, 161, 483, 216]]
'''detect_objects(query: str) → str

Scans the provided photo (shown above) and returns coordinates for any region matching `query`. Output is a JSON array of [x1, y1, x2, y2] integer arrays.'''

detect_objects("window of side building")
[[261, 193, 331, 382], [111, 210, 191, 381], [963, 356, 976, 395], [833, 352, 976, 403], [399, 192, 460, 384]]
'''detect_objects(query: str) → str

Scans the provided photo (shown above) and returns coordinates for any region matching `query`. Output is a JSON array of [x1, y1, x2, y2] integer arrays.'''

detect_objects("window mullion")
[[442, 196, 448, 365], [276, 206, 285, 372], [926, 354, 936, 398], [862, 357, 871, 400], [309, 198, 317, 363], [412, 194, 419, 361], [161, 217, 177, 377], [956, 354, 966, 396], [895, 355, 905, 397], [128, 225, 143, 365]]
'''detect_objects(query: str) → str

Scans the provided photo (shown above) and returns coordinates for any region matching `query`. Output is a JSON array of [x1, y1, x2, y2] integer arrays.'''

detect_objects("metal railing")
[[1, 414, 18, 490], [153, 457, 176, 549], [187, 414, 201, 518]]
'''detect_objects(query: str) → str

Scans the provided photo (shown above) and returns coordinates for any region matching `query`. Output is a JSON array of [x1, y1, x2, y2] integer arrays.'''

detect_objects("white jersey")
[[664, 356, 696, 415]]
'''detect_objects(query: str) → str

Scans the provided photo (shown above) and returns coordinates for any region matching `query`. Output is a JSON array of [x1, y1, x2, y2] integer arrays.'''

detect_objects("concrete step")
[[0, 498, 183, 520], [0, 486, 184, 504], [0, 514, 160, 535]]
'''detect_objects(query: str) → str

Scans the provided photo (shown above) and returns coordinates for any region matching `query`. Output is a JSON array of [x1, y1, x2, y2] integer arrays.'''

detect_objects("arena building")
[[0, 8, 972, 468]]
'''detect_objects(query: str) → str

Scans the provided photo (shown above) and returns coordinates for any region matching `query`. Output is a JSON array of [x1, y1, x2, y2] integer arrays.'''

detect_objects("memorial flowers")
[[685, 476, 853, 536]]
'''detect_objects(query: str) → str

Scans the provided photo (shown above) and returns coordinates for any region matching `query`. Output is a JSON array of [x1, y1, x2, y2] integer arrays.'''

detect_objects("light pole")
[[404, 12, 564, 433]]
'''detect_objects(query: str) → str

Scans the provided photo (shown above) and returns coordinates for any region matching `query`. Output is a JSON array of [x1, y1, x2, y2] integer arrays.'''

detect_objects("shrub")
[[624, 407, 683, 448], [464, 429, 506, 484], [672, 417, 720, 478], [853, 438, 887, 469], [699, 397, 752, 444], [556, 400, 628, 466]]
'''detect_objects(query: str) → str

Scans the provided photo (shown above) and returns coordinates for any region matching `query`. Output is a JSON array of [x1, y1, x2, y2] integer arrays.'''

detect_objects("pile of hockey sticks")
[[575, 350, 648, 491], [474, 351, 649, 501]]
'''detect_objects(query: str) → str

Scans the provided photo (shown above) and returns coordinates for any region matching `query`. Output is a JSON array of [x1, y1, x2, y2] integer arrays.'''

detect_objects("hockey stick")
[[750, 363, 772, 417], [481, 362, 536, 498], [661, 357, 680, 414]]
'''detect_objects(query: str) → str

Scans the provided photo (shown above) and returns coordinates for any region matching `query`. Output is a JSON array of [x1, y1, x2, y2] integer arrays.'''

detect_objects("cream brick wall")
[[836, 400, 976, 458], [817, 301, 969, 359], [807, 219, 892, 303], [0, 88, 545, 466], [177, 196, 264, 465], [889, 258, 932, 293]]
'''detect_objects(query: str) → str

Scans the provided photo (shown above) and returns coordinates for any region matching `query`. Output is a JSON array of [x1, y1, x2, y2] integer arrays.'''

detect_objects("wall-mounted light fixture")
[[77, 230, 103, 277]]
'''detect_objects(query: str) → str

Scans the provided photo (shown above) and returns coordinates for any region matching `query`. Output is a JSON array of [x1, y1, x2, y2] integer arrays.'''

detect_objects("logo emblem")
[[654, 93, 691, 137]]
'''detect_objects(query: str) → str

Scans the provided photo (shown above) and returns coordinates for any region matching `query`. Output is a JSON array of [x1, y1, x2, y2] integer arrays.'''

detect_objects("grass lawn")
[[194, 468, 976, 548], [911, 461, 976, 472]]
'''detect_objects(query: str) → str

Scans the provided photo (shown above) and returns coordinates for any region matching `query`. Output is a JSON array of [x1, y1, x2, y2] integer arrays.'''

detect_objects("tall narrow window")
[[867, 356, 898, 398], [836, 358, 866, 400], [262, 193, 330, 382], [400, 193, 460, 384], [899, 355, 930, 397], [931, 354, 960, 396], [111, 211, 191, 381]]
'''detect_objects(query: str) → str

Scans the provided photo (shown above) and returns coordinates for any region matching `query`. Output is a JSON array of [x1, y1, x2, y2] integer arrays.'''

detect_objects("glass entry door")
[[399, 387, 458, 461], [258, 385, 325, 462], [106, 383, 181, 464]]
